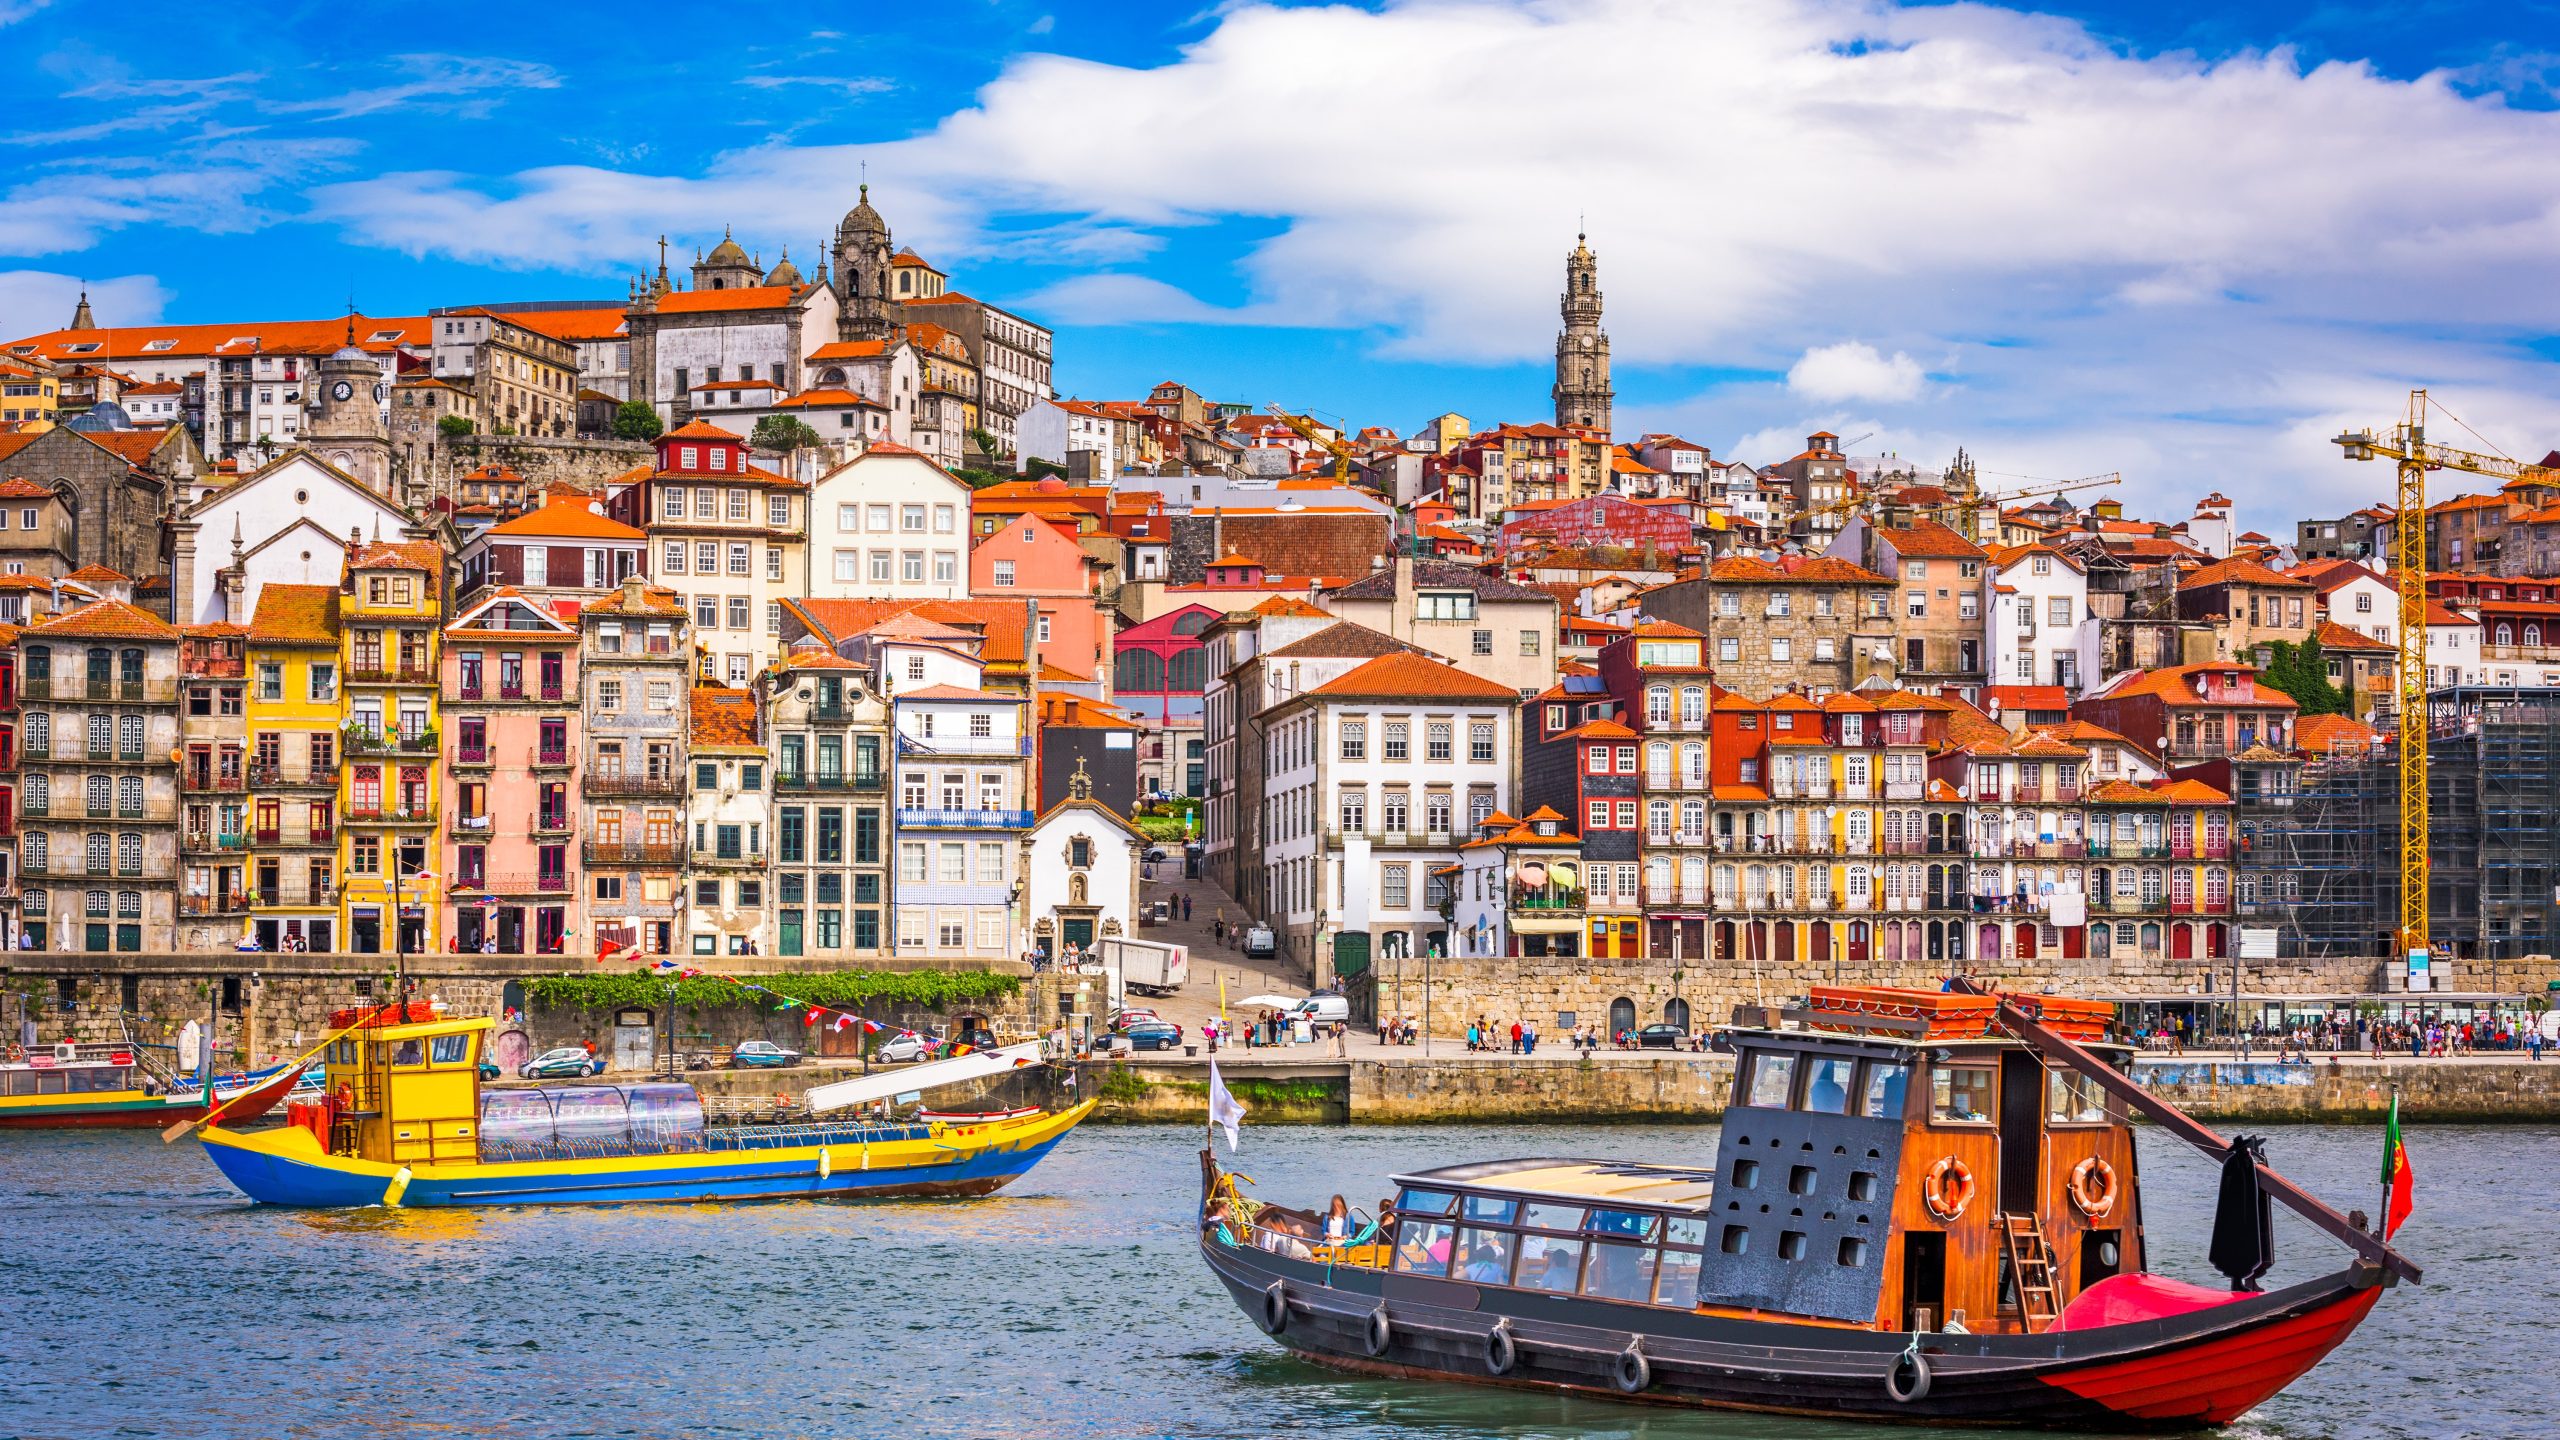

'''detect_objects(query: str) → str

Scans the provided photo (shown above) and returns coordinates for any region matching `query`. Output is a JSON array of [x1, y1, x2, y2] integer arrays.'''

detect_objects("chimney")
[[623, 574, 646, 608]]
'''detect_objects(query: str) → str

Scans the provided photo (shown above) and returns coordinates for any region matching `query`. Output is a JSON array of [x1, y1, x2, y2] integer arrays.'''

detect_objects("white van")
[[1289, 995, 1351, 1026]]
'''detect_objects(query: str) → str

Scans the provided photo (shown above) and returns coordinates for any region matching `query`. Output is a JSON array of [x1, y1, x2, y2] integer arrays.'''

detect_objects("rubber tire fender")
[[1485, 1319, 1516, 1376], [1362, 1305, 1392, 1357], [1613, 1341, 1650, 1394], [1258, 1281, 1289, 1336], [1886, 1346, 1933, 1405]]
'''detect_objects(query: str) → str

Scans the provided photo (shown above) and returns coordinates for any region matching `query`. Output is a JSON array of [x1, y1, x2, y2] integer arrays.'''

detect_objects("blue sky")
[[7, 0, 2560, 529]]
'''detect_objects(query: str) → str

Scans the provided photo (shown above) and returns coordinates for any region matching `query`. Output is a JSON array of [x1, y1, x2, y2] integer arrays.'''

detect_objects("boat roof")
[[1393, 1157, 1719, 1213], [340, 1015, 496, 1044]]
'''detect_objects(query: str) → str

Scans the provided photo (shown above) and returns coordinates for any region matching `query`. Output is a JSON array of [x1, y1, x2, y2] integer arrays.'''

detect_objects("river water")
[[0, 1121, 2543, 1440]]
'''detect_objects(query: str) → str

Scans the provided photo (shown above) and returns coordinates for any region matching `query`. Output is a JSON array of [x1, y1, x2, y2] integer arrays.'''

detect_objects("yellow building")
[[0, 354, 59, 430], [337, 540, 446, 955], [245, 583, 345, 951]]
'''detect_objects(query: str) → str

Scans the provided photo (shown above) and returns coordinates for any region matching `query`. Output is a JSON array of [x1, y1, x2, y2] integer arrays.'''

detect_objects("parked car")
[[1288, 995, 1351, 1027], [730, 1040, 802, 1069], [1108, 1009, 1162, 1030], [873, 1032, 930, 1063], [1121, 1019, 1184, 1052], [1242, 924, 1277, 959], [1144, 846, 1168, 862], [519, 1047, 604, 1079], [1633, 1023, 1689, 1051]]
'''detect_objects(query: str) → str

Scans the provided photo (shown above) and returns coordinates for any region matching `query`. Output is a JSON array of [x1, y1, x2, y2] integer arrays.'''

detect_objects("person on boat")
[[1322, 1195, 1353, 1245], [1461, 1232, 1509, 1283], [1807, 1064, 1850, 1114]]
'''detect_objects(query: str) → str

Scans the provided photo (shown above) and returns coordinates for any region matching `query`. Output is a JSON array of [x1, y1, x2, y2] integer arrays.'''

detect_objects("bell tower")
[[304, 314, 392, 493], [1552, 232, 1613, 437], [833, 183, 895, 343]]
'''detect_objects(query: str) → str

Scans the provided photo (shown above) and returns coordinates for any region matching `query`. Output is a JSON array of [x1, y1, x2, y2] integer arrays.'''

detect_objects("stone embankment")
[[1053, 1053, 2560, 1125]]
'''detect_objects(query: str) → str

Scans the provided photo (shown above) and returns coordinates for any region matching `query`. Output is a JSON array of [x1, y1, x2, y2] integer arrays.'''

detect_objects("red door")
[[2206, 923, 2227, 959], [2171, 923, 2195, 960], [1847, 921, 1871, 965]]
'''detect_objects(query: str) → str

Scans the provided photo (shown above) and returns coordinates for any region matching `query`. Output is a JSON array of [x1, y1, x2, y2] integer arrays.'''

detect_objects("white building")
[[1985, 542, 2090, 692], [176, 450, 414, 626], [889, 685, 1031, 964], [684, 689, 770, 957], [2427, 601, 2484, 688], [805, 444, 973, 601], [2300, 561, 2398, 649], [1015, 398, 1121, 476], [1024, 762, 1144, 962], [1448, 808, 1584, 962], [1257, 650, 1518, 983]]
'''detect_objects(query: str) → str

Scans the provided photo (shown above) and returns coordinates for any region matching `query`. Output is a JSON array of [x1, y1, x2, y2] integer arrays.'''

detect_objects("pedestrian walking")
[[1182, 894, 1193, 923], [1509, 1020, 1523, 1054]]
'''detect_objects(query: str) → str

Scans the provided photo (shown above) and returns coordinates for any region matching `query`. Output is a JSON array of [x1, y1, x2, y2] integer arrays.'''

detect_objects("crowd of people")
[[2136, 1012, 2551, 1060]]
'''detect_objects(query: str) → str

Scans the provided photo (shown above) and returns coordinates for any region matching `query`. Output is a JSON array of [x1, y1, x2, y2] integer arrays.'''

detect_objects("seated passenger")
[[1462, 1235, 1509, 1283], [1807, 1068, 1849, 1114], [1322, 1194, 1353, 1245]]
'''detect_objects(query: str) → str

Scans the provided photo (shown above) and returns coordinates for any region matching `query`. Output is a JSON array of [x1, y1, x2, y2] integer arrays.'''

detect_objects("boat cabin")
[[316, 1005, 492, 1165], [1377, 986, 2137, 1337], [1, 1042, 145, 1096]]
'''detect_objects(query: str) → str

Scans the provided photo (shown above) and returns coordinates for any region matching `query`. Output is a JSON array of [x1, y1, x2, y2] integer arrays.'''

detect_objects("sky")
[[6, 0, 2560, 533]]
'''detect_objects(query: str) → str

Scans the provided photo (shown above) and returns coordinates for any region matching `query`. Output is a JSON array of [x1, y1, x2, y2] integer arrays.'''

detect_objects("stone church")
[[1553, 233, 1614, 436]]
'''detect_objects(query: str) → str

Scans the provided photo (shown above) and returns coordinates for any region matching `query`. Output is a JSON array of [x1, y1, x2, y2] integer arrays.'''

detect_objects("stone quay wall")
[[1362, 949, 2560, 1039]]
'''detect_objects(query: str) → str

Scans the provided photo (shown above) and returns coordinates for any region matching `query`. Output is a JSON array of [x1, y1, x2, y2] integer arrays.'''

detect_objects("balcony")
[[254, 886, 336, 909], [343, 728, 440, 757], [450, 813, 494, 836], [2085, 840, 2168, 859], [1507, 884, 1584, 911], [896, 807, 1034, 831], [895, 734, 1031, 757], [248, 762, 333, 789], [453, 747, 493, 768], [584, 772, 684, 799], [583, 839, 685, 866], [348, 662, 436, 687], [531, 812, 574, 836], [476, 871, 574, 896], [691, 847, 762, 869], [775, 772, 884, 792], [179, 892, 251, 917], [530, 747, 572, 769], [348, 802, 437, 824], [47, 678, 177, 704], [1641, 884, 1711, 908], [185, 771, 248, 794]]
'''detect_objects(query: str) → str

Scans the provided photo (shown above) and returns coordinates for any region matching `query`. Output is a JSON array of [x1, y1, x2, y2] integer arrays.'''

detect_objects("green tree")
[[967, 425, 1003, 460], [435, 413, 474, 439], [750, 414, 824, 455], [611, 399, 664, 442], [2257, 637, 2349, 717]]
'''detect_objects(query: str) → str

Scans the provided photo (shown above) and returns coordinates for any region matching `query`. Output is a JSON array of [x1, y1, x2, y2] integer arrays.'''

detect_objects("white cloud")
[[0, 270, 168, 336], [0, 0, 53, 25], [1786, 342, 1926, 404], [252, 0, 2560, 524], [739, 74, 894, 97]]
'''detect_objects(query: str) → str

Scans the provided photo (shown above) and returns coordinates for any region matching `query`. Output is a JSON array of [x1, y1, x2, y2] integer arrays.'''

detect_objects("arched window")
[[1168, 648, 1207, 693], [2530, 624, 2544, 648], [1679, 685, 1705, 724], [2496, 623, 2515, 646], [1608, 996, 1636, 1038], [1112, 649, 1166, 692], [85, 648, 110, 690], [1646, 686, 1671, 724], [23, 712, 45, 754]]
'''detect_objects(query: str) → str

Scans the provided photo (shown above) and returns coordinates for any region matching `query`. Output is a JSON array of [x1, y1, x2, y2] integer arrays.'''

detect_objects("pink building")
[[441, 587, 583, 953], [968, 511, 1111, 685]]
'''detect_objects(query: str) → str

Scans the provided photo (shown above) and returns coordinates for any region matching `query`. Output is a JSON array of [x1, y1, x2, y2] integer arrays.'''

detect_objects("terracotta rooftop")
[[1305, 651, 1517, 701], [690, 688, 760, 747], [26, 597, 177, 641], [247, 583, 342, 646]]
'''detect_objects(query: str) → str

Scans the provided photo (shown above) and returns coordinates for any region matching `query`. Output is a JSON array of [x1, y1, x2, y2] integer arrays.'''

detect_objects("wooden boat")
[[194, 1004, 1093, 1208], [1200, 983, 2419, 1430], [0, 1042, 304, 1129]]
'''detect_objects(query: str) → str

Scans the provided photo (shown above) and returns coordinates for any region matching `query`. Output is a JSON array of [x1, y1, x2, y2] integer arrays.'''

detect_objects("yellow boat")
[[194, 1007, 1093, 1208]]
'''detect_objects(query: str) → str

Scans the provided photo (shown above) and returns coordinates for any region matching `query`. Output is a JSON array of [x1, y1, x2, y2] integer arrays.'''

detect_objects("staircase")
[[2000, 1211, 2063, 1333]]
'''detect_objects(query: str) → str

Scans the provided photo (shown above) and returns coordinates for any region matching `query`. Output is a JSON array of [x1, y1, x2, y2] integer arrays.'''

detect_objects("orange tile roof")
[[690, 688, 760, 747], [3, 313, 427, 363], [1305, 651, 1518, 702], [583, 582, 687, 618], [1877, 519, 1985, 560], [810, 340, 889, 361], [0, 478, 55, 499], [776, 645, 859, 670], [2312, 620, 2394, 652], [498, 308, 631, 342], [487, 494, 646, 541], [2095, 664, 2301, 710], [2082, 778, 2167, 804], [663, 419, 742, 441], [2178, 557, 2313, 591], [26, 597, 177, 640], [247, 583, 341, 645], [653, 284, 805, 315], [348, 540, 441, 574], [773, 387, 880, 410], [1556, 717, 1638, 739], [62, 564, 129, 585], [2152, 778, 2230, 804], [2295, 713, 2383, 755]]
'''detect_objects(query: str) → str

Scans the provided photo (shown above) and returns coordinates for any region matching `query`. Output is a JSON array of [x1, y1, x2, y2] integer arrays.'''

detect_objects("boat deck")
[[1394, 1157, 1720, 1212], [476, 1119, 934, 1165]]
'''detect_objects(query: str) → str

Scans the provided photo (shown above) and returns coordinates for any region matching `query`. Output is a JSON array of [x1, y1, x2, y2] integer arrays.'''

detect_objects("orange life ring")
[[1923, 1156, 1974, 1222], [2070, 1156, 2118, 1219]]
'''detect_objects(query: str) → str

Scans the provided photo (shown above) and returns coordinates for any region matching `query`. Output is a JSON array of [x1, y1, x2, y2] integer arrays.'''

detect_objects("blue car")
[[731, 1040, 802, 1069], [1121, 1020, 1184, 1052]]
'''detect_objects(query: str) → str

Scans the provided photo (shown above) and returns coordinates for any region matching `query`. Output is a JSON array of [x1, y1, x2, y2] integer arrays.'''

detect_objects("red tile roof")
[[487, 494, 646, 541], [1305, 651, 1518, 701], [27, 597, 177, 640], [247, 583, 341, 645], [348, 540, 441, 574], [2178, 557, 2313, 591], [1876, 519, 1984, 560], [691, 688, 760, 746]]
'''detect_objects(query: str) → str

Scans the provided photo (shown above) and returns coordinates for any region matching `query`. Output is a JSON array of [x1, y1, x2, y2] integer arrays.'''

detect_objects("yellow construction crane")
[[2334, 389, 2557, 964], [1264, 404, 1360, 483]]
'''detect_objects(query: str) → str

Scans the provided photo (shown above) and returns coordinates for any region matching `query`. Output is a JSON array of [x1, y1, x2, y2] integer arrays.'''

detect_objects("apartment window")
[[1382, 721, 1408, 761], [901, 504, 926, 532], [1471, 629, 1492, 655], [992, 559, 1015, 587], [726, 596, 750, 630], [1469, 722, 1494, 763], [769, 494, 791, 528], [664, 541, 687, 574], [1380, 863, 1409, 910], [1339, 721, 1366, 760], [1426, 722, 1452, 762], [1718, 637, 1740, 662], [695, 541, 718, 572], [1339, 790, 1366, 832], [664, 489, 687, 519], [1770, 637, 1792, 662], [728, 542, 750, 575], [933, 551, 957, 585]]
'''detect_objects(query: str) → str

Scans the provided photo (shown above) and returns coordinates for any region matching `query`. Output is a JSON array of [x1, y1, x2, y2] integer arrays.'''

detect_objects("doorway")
[[1901, 1231, 1947, 1332], [1997, 1051, 2044, 1214], [612, 1008, 654, 1072]]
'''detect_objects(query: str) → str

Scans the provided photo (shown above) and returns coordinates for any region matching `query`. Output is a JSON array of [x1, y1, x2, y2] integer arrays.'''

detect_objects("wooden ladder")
[[2000, 1211, 2063, 1333]]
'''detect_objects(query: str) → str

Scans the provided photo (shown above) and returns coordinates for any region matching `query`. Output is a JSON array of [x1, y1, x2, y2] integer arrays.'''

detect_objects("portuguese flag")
[[2380, 1094, 2414, 1239]]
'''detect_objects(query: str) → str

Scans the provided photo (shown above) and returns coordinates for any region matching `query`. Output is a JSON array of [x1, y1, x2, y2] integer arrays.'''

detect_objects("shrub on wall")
[[523, 968, 1021, 1014]]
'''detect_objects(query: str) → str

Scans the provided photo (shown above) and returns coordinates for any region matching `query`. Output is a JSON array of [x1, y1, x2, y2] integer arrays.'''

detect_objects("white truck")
[[1099, 936, 1189, 996]]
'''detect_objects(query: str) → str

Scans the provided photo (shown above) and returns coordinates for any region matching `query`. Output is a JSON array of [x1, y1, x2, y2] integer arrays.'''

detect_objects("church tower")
[[1552, 232, 1613, 436], [304, 319, 393, 495], [833, 183, 895, 343]]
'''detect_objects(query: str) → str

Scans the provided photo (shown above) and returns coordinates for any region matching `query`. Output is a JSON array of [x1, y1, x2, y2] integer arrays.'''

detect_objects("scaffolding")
[[2428, 686, 2560, 962], [2243, 743, 2395, 959]]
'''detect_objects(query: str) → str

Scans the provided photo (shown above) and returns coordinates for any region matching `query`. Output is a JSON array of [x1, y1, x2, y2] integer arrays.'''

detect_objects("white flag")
[[1207, 1060, 1248, 1151]]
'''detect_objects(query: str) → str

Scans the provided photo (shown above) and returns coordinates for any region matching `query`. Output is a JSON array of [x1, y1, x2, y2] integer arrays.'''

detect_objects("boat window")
[[1655, 1245, 1704, 1307], [1520, 1202, 1584, 1231], [429, 1034, 471, 1065], [553, 1086, 637, 1142], [1453, 1227, 1515, 1284], [1396, 1188, 1458, 1217], [34, 1069, 66, 1094], [1664, 1216, 1711, 1248], [1516, 1233, 1584, 1292], [1861, 1060, 1911, 1119], [1744, 1051, 1797, 1108], [1932, 1065, 1994, 1124], [1460, 1194, 1517, 1224], [1586, 1208, 1659, 1241], [1393, 1218, 1455, 1277], [391, 1039, 425, 1067], [2048, 1070, 2109, 1125], [1579, 1240, 1658, 1302], [1801, 1056, 1856, 1114]]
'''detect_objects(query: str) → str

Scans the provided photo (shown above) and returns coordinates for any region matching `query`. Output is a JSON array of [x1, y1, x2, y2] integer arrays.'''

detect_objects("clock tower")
[[304, 321, 392, 494], [1552, 232, 1613, 437]]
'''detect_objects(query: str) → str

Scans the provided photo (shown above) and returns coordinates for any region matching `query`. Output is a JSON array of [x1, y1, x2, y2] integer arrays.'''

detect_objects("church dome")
[[705, 229, 752, 267], [765, 248, 804, 286], [838, 183, 887, 239], [64, 401, 134, 433]]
